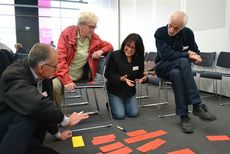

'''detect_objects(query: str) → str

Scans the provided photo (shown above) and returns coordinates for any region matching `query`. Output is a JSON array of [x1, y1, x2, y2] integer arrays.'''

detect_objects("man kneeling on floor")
[[0, 43, 89, 154]]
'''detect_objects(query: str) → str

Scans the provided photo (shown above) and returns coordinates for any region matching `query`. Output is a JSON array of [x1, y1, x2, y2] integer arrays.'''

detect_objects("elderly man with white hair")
[[154, 11, 217, 134]]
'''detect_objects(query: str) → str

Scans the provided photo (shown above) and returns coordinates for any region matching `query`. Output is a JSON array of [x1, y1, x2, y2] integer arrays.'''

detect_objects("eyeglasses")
[[125, 44, 136, 50], [44, 63, 57, 69], [85, 24, 97, 29]]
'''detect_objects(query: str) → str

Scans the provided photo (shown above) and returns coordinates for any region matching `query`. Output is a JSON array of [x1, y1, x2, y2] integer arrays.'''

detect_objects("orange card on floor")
[[137, 138, 166, 152], [206, 135, 230, 141], [92, 138, 115, 145], [92, 134, 116, 145], [124, 129, 167, 144], [167, 148, 195, 154], [93, 134, 116, 141], [99, 142, 124, 152], [106, 146, 133, 154], [126, 129, 147, 137]]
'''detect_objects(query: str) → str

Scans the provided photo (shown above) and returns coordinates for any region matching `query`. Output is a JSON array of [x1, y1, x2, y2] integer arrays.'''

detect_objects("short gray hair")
[[169, 10, 188, 27], [77, 11, 98, 25], [28, 43, 51, 68]]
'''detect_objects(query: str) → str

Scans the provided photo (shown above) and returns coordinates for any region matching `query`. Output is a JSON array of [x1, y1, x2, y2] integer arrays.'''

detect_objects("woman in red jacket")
[[53, 11, 113, 106]]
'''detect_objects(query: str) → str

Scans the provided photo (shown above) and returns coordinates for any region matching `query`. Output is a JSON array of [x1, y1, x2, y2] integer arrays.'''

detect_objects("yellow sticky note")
[[72, 136, 85, 147]]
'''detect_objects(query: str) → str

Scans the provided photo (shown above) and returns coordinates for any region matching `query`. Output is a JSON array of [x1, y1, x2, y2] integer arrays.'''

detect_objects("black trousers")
[[0, 110, 60, 154]]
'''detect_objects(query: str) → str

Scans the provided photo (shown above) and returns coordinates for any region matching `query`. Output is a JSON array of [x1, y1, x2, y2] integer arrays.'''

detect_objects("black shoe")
[[180, 116, 193, 134], [193, 104, 217, 122], [106, 102, 109, 110]]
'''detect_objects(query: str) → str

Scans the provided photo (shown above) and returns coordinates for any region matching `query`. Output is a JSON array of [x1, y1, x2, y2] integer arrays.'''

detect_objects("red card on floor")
[[93, 134, 116, 141], [92, 138, 115, 145], [99, 142, 124, 152], [124, 130, 167, 144], [137, 138, 166, 152], [167, 148, 195, 154], [92, 134, 116, 145], [206, 135, 230, 141], [126, 129, 147, 137], [107, 146, 133, 154]]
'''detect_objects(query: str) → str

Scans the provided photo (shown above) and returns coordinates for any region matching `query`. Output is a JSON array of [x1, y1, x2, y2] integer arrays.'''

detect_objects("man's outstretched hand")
[[68, 112, 89, 127]]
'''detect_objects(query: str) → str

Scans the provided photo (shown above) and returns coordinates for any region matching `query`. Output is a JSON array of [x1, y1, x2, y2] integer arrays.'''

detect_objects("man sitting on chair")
[[154, 10, 217, 133]]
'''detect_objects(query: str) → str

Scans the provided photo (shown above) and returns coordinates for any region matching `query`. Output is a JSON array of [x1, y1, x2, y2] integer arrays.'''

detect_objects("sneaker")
[[180, 116, 193, 134], [193, 104, 217, 122]]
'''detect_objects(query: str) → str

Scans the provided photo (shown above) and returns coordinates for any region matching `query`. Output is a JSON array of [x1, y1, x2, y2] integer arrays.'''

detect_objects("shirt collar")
[[30, 67, 43, 83], [77, 31, 91, 40]]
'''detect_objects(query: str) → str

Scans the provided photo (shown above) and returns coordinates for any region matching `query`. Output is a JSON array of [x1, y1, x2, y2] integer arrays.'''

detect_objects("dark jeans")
[[0, 110, 60, 154], [156, 58, 201, 116]]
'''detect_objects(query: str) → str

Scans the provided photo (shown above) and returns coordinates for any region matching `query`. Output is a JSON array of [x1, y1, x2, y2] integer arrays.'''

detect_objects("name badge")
[[42, 91, 48, 97], [133, 66, 139, 71], [182, 46, 189, 51]]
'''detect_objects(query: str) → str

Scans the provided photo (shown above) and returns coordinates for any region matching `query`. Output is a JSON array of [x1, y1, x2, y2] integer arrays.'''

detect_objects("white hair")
[[169, 10, 188, 27], [77, 11, 98, 25]]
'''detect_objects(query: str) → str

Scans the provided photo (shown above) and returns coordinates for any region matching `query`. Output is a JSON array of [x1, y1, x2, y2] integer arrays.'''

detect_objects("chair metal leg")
[[140, 80, 169, 108], [71, 86, 114, 132], [64, 88, 89, 107], [157, 107, 192, 118], [65, 89, 81, 99], [219, 79, 230, 106], [93, 88, 100, 112], [136, 83, 149, 99]]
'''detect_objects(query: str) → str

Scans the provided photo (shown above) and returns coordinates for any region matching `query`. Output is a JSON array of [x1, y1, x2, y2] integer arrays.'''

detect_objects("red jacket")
[[55, 25, 113, 85]]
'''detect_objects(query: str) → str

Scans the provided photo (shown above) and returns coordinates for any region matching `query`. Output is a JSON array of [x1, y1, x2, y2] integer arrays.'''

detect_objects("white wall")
[[119, 0, 230, 96]]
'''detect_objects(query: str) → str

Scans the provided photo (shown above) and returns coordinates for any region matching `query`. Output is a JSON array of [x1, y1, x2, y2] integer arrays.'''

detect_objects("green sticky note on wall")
[[72, 136, 85, 147]]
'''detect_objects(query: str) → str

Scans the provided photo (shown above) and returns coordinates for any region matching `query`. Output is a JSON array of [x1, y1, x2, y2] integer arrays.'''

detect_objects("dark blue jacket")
[[154, 25, 200, 64]]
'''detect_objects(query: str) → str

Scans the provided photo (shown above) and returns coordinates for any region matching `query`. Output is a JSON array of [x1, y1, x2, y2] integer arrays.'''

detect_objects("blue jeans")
[[108, 94, 139, 119], [156, 58, 201, 116]]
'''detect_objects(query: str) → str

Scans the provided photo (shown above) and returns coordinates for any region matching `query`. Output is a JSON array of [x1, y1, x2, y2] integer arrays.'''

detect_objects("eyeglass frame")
[[84, 23, 97, 29], [44, 63, 57, 69]]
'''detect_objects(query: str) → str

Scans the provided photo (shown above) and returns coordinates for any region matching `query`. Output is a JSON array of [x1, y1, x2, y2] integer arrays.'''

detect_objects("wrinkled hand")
[[92, 50, 103, 59], [68, 112, 89, 127], [188, 50, 197, 55], [189, 53, 202, 64], [64, 82, 76, 92], [58, 130, 72, 141]]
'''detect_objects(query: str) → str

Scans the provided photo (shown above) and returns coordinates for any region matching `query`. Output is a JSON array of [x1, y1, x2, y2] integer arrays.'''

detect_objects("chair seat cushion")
[[199, 71, 230, 79]]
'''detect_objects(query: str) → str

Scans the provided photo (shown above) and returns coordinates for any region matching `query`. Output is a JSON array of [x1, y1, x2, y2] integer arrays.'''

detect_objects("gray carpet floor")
[[44, 85, 230, 154]]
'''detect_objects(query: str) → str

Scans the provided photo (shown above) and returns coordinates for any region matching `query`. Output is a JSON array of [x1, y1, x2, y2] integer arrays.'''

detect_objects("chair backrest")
[[144, 52, 157, 72], [15, 53, 28, 60], [145, 52, 157, 61], [196, 52, 216, 67], [216, 51, 230, 68], [97, 52, 112, 75]]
